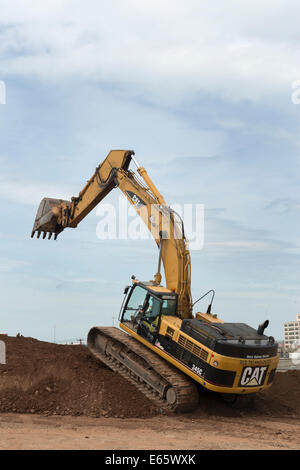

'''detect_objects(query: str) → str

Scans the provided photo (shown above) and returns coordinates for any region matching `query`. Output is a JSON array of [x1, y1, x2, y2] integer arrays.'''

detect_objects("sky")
[[0, 0, 300, 342]]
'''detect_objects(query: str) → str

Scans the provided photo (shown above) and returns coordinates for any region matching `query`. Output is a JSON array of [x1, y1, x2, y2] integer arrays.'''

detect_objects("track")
[[87, 327, 199, 413]]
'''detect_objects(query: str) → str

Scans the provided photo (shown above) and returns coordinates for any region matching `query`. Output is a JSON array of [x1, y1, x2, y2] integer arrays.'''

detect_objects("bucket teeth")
[[30, 229, 58, 240]]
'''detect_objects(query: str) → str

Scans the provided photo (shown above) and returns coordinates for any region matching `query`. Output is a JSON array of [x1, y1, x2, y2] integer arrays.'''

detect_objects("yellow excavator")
[[31, 150, 279, 412]]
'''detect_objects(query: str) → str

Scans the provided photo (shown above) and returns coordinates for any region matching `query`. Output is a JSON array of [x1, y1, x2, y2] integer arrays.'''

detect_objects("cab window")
[[122, 285, 148, 323], [161, 298, 177, 316]]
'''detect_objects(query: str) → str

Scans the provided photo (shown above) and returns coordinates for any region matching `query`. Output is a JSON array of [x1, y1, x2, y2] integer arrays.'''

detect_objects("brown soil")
[[1, 413, 300, 450], [0, 334, 300, 420], [0, 334, 156, 418]]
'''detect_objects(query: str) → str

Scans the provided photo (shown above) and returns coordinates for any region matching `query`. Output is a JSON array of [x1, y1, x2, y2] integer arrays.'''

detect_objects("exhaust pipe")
[[257, 319, 269, 336]]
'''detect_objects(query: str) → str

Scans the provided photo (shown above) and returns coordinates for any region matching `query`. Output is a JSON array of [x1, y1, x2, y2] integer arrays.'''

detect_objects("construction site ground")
[[0, 335, 300, 450]]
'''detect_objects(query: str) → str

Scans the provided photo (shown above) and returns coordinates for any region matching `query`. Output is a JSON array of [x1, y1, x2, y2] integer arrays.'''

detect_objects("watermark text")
[[0, 340, 6, 364], [291, 80, 300, 104], [96, 199, 204, 251], [0, 80, 6, 104]]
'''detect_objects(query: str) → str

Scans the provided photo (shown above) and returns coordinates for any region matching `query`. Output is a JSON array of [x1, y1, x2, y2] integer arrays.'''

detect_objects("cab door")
[[120, 285, 162, 343], [120, 285, 149, 325]]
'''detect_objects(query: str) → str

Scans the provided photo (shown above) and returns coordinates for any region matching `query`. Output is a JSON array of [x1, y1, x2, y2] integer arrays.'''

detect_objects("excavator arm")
[[31, 150, 192, 318]]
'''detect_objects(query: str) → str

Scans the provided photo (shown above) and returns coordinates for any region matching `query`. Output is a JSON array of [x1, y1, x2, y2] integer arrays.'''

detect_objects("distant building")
[[284, 314, 300, 350]]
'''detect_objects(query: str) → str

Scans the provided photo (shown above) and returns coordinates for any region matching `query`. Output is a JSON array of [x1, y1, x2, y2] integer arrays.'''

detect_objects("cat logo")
[[239, 366, 268, 387], [125, 191, 146, 210]]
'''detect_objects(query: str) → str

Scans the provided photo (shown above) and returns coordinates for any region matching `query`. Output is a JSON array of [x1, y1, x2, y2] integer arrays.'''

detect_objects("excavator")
[[31, 150, 279, 412]]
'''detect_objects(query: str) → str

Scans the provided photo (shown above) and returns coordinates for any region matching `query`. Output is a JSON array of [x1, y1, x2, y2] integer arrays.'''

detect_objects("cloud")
[[266, 199, 300, 213], [0, 177, 75, 205], [1, 1, 300, 104], [0, 257, 28, 272], [55, 278, 101, 292], [206, 241, 275, 250], [202, 212, 295, 256], [0, 0, 299, 341]]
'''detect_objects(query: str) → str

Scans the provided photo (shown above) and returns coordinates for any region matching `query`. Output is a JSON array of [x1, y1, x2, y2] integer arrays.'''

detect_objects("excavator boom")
[[31, 150, 192, 318]]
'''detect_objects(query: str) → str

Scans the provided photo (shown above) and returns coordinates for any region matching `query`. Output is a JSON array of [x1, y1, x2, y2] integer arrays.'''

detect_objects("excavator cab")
[[120, 282, 177, 344]]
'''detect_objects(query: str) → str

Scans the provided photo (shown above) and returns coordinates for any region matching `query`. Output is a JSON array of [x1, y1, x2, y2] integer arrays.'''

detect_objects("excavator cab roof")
[[133, 281, 177, 299]]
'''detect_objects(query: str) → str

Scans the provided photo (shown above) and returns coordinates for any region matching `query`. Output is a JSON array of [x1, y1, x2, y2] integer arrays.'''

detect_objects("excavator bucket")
[[31, 197, 71, 240]]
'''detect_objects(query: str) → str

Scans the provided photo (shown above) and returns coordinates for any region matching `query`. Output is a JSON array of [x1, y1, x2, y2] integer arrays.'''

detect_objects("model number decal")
[[192, 364, 204, 377], [125, 191, 146, 209]]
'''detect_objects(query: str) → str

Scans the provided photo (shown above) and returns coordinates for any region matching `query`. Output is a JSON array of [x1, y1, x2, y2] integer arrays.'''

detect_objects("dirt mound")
[[252, 369, 300, 417], [0, 334, 300, 419], [0, 335, 157, 418], [188, 369, 300, 419]]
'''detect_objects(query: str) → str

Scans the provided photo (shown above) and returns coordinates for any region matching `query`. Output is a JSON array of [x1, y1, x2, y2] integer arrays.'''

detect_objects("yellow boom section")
[[31, 150, 192, 318]]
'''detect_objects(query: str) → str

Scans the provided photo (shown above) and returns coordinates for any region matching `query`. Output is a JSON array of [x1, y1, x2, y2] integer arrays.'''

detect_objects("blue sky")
[[0, 0, 300, 342]]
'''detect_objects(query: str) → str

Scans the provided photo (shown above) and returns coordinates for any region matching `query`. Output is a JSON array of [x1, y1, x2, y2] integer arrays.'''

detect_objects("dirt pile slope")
[[0, 335, 156, 418], [0, 334, 300, 419], [253, 369, 300, 417], [191, 369, 300, 419]]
